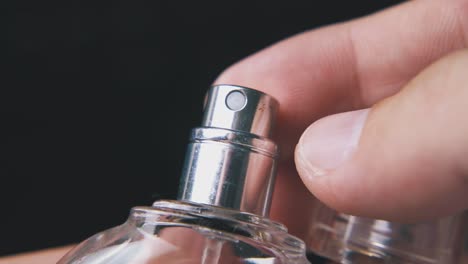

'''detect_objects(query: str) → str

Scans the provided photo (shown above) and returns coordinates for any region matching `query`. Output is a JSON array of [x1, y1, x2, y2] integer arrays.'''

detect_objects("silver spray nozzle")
[[178, 85, 279, 216], [202, 85, 278, 137]]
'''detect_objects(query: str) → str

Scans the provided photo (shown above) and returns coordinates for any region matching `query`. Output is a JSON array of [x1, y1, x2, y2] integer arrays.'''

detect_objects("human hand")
[[215, 0, 468, 239]]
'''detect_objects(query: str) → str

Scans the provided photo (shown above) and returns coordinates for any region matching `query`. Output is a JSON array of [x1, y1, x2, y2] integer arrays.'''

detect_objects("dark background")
[[1, 0, 402, 258]]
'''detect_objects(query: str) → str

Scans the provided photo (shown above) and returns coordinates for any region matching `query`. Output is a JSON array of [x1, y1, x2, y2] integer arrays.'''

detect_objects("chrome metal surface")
[[202, 84, 278, 138], [178, 85, 279, 216]]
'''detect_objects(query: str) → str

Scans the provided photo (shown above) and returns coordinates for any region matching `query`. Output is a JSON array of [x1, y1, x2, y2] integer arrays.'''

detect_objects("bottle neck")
[[144, 199, 307, 263]]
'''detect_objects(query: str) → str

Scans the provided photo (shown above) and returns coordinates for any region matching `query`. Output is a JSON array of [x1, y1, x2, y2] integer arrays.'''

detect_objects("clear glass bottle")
[[58, 85, 310, 264], [305, 201, 467, 264]]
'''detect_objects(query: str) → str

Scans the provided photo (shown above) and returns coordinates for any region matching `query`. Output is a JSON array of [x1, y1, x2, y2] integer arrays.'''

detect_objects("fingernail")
[[296, 109, 369, 177]]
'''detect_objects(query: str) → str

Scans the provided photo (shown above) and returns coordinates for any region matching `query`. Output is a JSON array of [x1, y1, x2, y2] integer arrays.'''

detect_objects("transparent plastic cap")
[[305, 201, 468, 264]]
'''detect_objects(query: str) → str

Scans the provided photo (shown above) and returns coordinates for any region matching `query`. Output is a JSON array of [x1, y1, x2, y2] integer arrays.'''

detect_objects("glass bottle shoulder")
[[58, 200, 309, 264]]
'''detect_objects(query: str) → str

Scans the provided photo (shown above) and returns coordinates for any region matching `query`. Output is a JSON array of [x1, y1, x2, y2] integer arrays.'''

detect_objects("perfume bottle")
[[58, 85, 310, 264], [305, 201, 467, 264]]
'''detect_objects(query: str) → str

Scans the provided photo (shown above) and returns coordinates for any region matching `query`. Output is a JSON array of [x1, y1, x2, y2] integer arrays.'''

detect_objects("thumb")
[[295, 50, 468, 222]]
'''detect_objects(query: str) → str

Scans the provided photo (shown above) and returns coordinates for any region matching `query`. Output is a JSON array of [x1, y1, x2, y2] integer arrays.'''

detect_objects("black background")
[[1, 0, 402, 257]]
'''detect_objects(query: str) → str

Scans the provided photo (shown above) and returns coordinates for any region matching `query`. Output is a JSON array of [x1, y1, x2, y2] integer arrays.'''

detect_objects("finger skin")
[[0, 245, 75, 264], [216, 0, 468, 234], [216, 0, 468, 160], [298, 50, 468, 222]]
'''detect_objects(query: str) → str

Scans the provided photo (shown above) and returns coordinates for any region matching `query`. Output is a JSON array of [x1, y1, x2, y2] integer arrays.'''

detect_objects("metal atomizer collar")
[[178, 85, 279, 216]]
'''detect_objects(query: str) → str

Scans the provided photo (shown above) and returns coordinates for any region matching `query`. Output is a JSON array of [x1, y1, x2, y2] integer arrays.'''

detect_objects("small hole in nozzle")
[[226, 90, 247, 111]]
